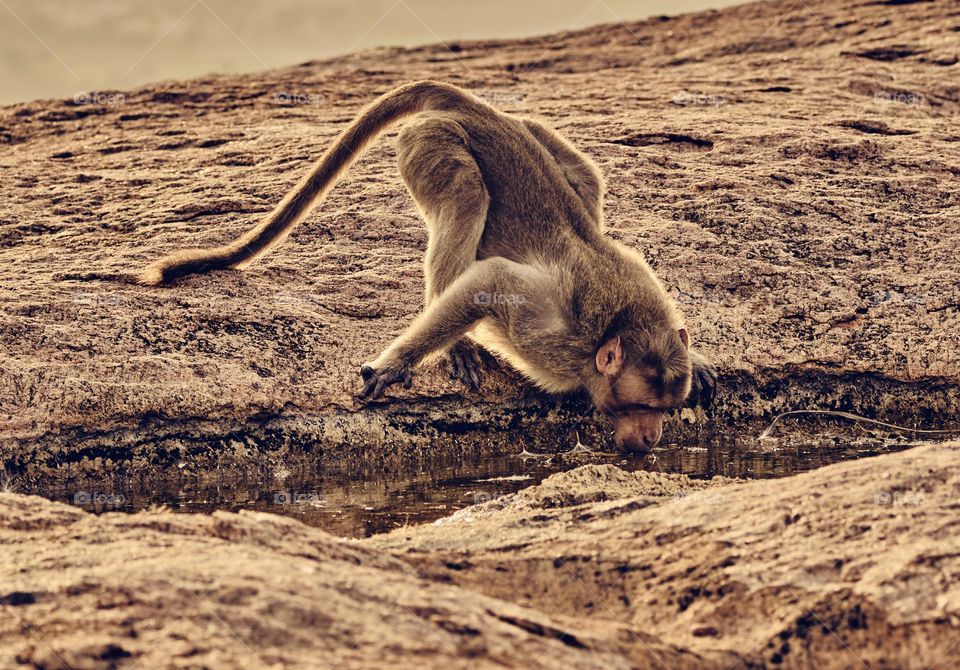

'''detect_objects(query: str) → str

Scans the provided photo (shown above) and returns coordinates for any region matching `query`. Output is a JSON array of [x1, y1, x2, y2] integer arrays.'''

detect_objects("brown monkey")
[[140, 80, 716, 451]]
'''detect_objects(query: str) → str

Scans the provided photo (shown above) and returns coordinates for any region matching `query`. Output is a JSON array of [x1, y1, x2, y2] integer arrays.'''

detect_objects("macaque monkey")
[[140, 80, 716, 451]]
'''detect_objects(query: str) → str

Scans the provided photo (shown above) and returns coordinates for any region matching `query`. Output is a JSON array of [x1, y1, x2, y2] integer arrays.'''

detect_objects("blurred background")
[[1, 0, 742, 105]]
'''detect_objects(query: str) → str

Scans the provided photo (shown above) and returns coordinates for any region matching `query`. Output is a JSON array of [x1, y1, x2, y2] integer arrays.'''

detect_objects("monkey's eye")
[[606, 402, 655, 416]]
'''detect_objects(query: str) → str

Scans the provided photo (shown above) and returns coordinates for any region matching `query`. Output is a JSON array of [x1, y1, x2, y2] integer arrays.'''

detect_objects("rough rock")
[[372, 441, 960, 668], [3, 441, 958, 668], [0, 491, 701, 669], [1, 0, 958, 479]]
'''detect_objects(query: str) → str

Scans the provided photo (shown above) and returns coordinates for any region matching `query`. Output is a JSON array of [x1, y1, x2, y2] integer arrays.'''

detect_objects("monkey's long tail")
[[138, 80, 476, 285]]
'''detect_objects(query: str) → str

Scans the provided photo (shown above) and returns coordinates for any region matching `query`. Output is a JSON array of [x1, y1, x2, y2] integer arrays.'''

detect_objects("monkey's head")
[[591, 327, 692, 452]]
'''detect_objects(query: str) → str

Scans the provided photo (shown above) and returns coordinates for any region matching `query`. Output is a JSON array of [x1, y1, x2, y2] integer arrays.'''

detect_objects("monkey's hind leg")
[[521, 118, 604, 232], [396, 113, 496, 390]]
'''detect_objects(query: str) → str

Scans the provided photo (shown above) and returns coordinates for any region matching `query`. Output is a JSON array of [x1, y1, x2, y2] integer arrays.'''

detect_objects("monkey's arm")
[[358, 258, 539, 400], [522, 119, 604, 226], [686, 349, 717, 409]]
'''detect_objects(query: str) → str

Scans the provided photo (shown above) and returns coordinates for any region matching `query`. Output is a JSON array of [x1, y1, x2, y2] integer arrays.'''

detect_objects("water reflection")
[[46, 434, 924, 538]]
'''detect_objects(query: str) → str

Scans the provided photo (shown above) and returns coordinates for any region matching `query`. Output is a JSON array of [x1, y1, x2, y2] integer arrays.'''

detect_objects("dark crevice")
[[610, 133, 714, 151], [489, 613, 587, 649]]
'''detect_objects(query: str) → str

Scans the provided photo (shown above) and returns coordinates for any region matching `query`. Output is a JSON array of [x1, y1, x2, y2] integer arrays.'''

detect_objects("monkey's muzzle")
[[612, 410, 664, 452]]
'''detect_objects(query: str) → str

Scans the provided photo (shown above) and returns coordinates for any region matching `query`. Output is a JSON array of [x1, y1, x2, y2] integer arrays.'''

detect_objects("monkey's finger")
[[357, 378, 377, 400], [695, 368, 717, 409], [402, 368, 414, 389], [454, 352, 480, 390], [448, 352, 464, 381], [358, 371, 393, 400], [480, 349, 500, 371], [466, 348, 482, 390], [372, 377, 389, 399], [360, 364, 376, 382], [464, 369, 480, 391], [359, 374, 388, 400]]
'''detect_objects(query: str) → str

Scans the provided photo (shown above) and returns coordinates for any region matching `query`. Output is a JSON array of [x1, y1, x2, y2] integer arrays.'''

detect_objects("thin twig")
[[759, 409, 960, 441]]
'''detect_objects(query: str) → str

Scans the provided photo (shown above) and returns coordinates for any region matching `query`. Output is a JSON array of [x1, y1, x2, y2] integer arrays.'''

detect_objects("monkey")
[[139, 80, 716, 451]]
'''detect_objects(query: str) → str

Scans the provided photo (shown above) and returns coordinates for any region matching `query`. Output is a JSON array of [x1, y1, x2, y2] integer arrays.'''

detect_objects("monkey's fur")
[[141, 80, 715, 451]]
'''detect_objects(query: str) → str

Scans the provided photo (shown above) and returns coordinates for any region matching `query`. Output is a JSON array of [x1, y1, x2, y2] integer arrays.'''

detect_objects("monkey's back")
[[434, 107, 595, 262]]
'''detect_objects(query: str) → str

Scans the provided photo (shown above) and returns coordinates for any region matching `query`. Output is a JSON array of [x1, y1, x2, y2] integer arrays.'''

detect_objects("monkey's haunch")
[[138, 80, 478, 286]]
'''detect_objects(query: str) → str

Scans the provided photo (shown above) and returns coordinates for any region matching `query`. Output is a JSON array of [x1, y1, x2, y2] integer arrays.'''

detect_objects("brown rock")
[[1, 0, 958, 482], [0, 491, 701, 669], [3, 441, 957, 668], [372, 441, 960, 668]]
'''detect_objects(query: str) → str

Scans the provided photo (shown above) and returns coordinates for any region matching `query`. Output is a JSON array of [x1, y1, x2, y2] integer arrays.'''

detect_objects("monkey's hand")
[[356, 259, 533, 400], [357, 360, 414, 400], [447, 339, 499, 391], [686, 350, 717, 410]]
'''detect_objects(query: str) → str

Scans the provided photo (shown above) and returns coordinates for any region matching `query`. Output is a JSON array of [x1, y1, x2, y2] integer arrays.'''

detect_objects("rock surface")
[[1, 0, 959, 475], [373, 442, 960, 667], [3, 441, 958, 668], [2, 1, 959, 666], [0, 492, 683, 669]]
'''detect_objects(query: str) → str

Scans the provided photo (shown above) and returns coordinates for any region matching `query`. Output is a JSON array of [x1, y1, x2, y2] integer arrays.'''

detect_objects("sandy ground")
[[0, 0, 958, 481], [3, 441, 958, 668]]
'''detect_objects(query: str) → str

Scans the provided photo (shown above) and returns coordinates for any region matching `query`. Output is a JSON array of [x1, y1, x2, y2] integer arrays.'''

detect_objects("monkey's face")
[[609, 407, 664, 453], [593, 332, 692, 452], [600, 368, 673, 452]]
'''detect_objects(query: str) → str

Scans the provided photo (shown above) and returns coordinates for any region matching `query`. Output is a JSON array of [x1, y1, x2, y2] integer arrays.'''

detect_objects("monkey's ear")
[[595, 336, 624, 376], [678, 328, 690, 350]]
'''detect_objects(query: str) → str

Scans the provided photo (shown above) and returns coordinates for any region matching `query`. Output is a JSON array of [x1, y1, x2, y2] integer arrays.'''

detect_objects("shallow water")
[[42, 434, 920, 538]]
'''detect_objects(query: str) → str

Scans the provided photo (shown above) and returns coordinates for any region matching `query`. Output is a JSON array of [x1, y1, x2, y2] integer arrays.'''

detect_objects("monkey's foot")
[[686, 359, 718, 409], [446, 340, 499, 391], [357, 362, 414, 400]]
